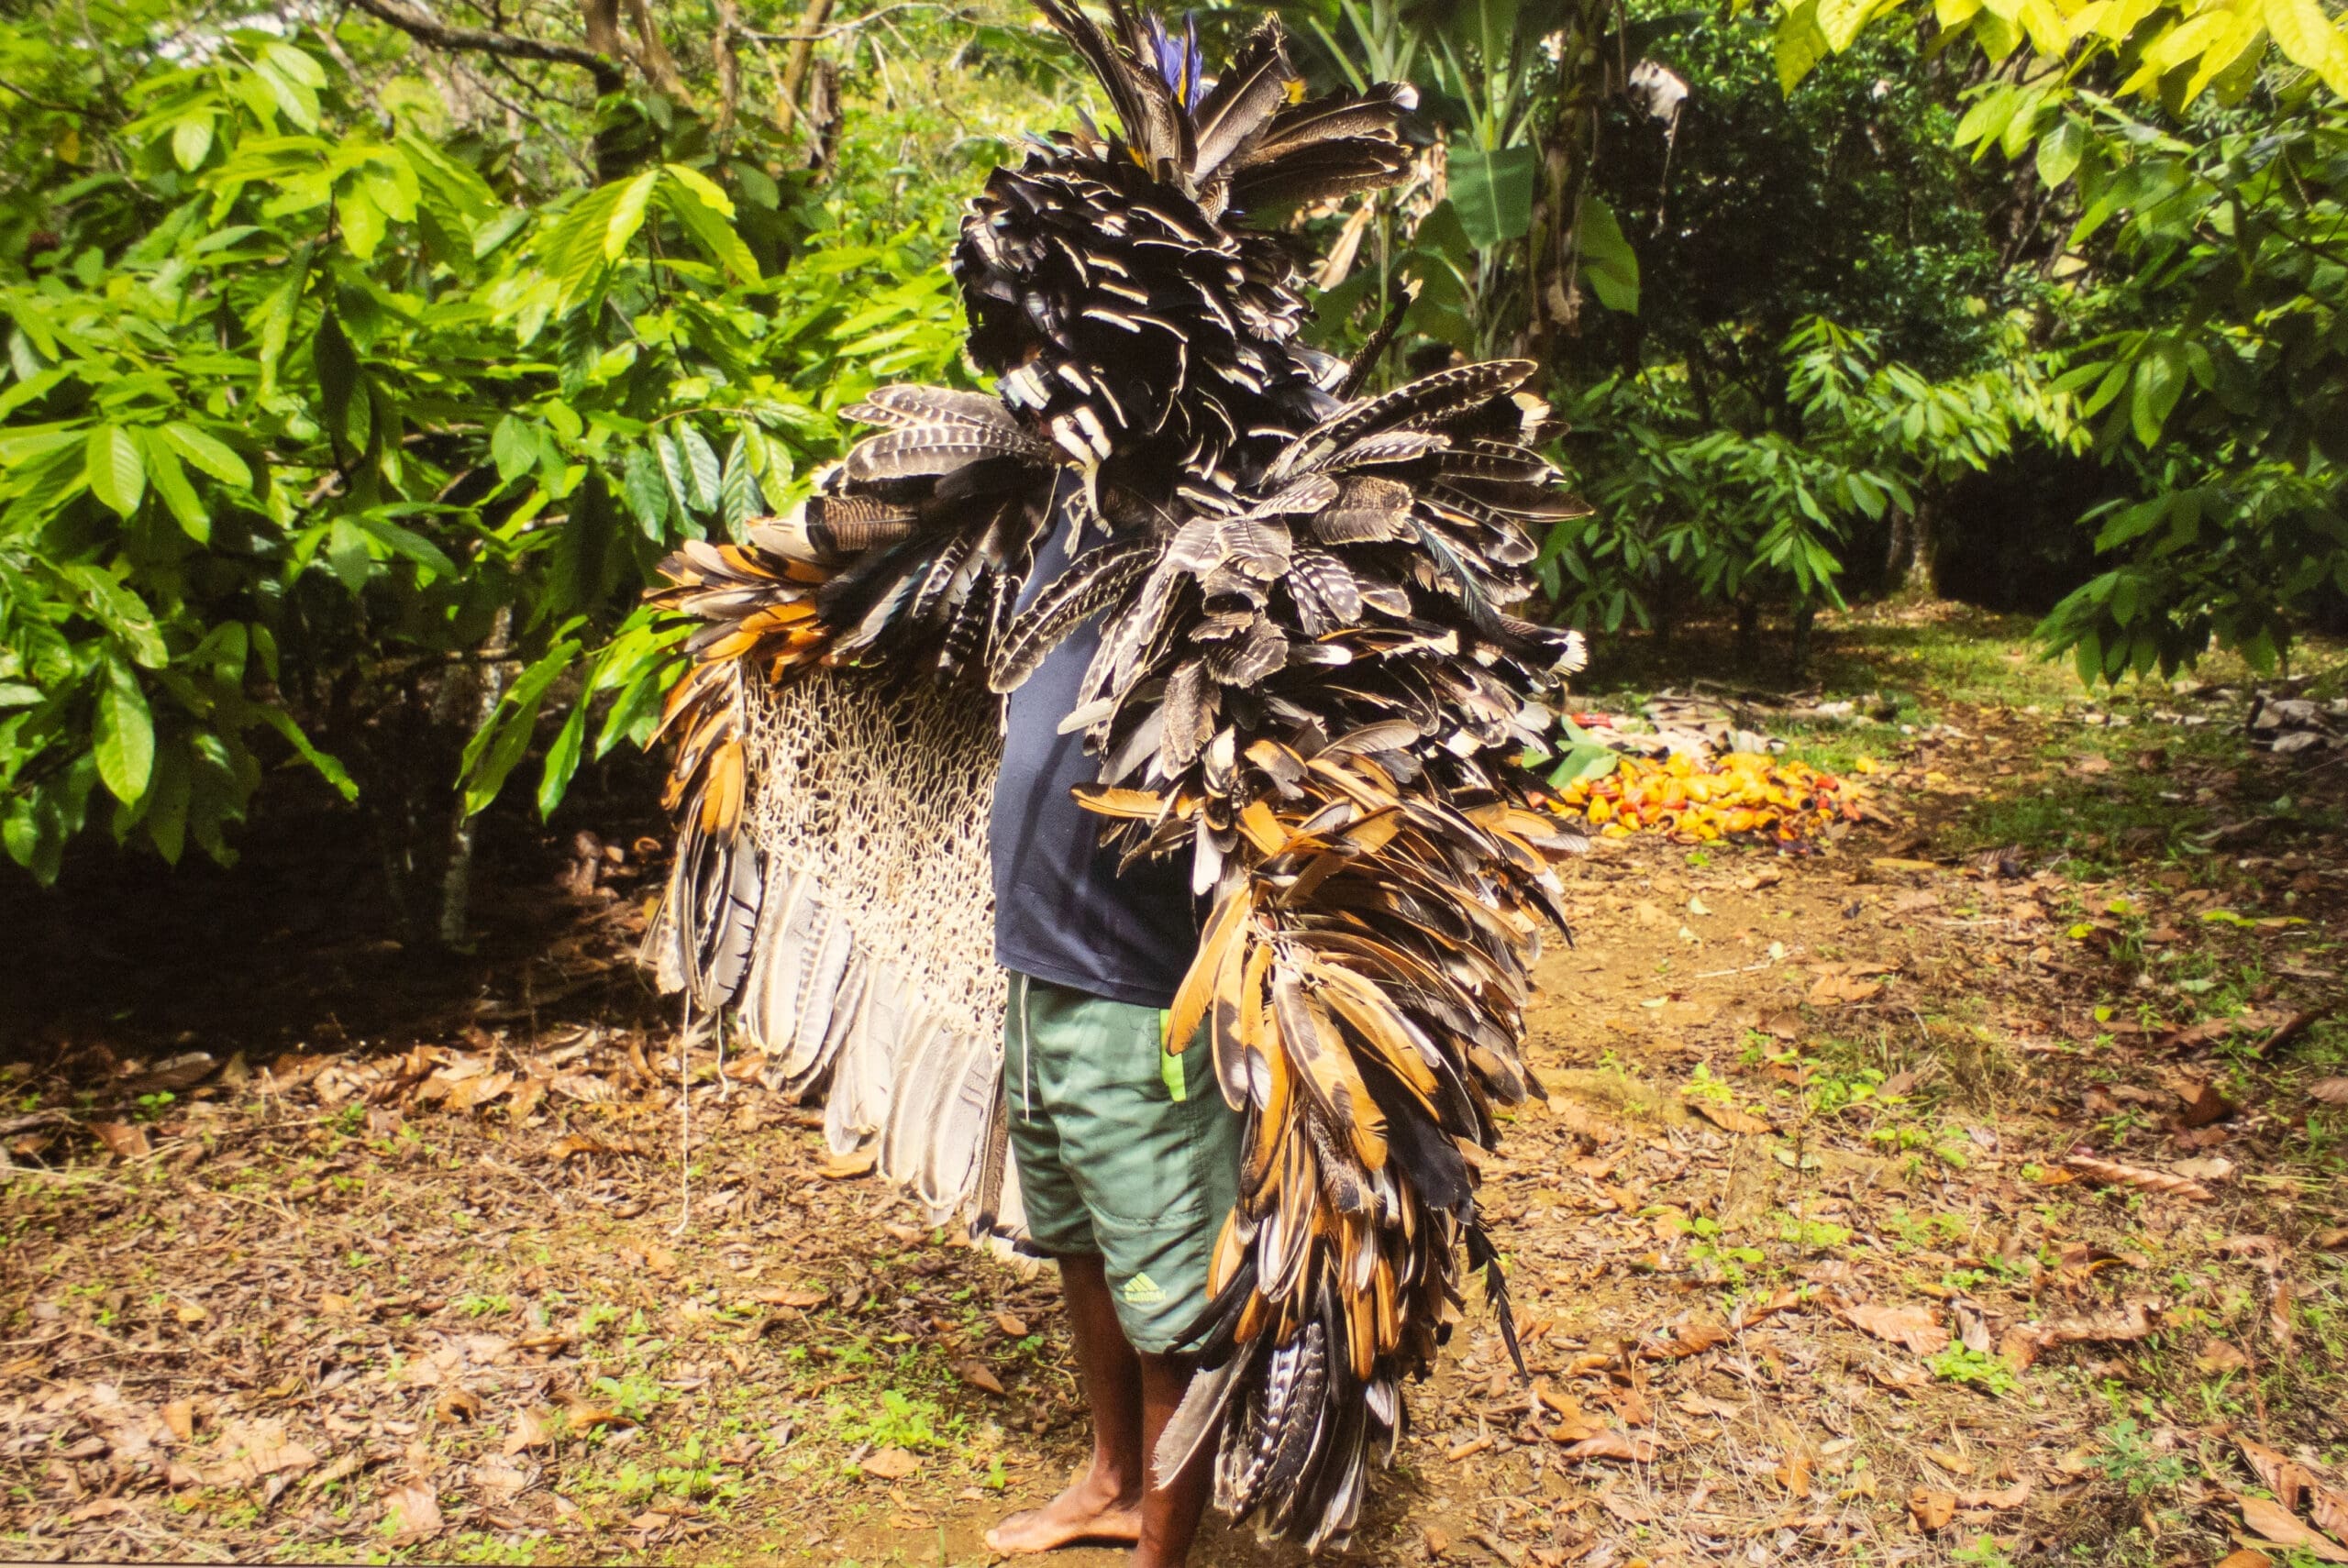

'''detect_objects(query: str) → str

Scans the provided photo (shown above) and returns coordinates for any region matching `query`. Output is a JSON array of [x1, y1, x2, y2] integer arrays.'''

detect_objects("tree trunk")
[[773, 0, 836, 137], [437, 608, 513, 952], [1735, 600, 1760, 667], [1885, 497, 1938, 596], [1790, 601, 1816, 679]]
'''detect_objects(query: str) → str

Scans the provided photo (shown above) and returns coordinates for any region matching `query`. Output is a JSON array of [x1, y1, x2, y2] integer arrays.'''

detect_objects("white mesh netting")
[[740, 666, 1008, 1044]]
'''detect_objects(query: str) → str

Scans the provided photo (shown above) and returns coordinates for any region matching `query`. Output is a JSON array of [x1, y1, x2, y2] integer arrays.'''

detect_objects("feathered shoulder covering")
[[646, 2, 1590, 1550]]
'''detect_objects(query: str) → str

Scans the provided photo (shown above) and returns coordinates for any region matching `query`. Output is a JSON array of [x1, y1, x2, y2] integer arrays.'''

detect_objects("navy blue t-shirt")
[[991, 510, 1200, 1008]]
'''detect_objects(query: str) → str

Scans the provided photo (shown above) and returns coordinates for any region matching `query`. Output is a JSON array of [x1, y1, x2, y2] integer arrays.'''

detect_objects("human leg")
[[1134, 1350, 1213, 1568], [982, 1253, 1145, 1551]]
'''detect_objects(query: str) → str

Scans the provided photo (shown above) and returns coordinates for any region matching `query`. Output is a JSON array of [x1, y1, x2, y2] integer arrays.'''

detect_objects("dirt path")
[[6, 613, 2345, 1567]]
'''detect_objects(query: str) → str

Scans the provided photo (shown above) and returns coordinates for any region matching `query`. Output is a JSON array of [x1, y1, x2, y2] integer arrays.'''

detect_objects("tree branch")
[[345, 0, 625, 93]]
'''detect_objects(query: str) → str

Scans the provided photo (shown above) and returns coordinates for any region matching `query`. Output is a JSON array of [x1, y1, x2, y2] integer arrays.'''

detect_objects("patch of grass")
[[2091, 1415, 2187, 1496], [1929, 1345, 2021, 1397], [832, 1388, 960, 1456]]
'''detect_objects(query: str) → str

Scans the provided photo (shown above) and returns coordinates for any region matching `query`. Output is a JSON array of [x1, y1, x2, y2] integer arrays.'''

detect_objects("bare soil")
[[6, 612, 2345, 1567]]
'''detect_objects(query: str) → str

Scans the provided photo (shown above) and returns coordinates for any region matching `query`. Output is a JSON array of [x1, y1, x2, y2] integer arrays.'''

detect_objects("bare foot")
[[983, 1471, 1142, 1553]]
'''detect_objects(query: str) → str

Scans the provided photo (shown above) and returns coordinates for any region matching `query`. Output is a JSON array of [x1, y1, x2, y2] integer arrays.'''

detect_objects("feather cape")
[[647, 3, 1591, 1548]]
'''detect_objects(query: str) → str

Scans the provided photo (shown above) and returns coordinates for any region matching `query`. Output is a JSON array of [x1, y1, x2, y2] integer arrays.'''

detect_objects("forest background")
[[0, 0, 2343, 933]]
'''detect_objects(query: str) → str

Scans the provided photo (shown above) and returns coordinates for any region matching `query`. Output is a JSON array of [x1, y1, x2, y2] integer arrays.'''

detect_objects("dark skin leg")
[[985, 1254, 1213, 1568]]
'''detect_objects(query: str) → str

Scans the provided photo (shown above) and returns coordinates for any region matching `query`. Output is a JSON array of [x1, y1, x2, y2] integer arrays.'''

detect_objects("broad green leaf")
[[720, 433, 762, 536], [2035, 116, 2086, 186], [492, 415, 537, 484], [161, 423, 250, 488], [252, 251, 308, 399], [656, 182, 760, 283], [2131, 345, 2184, 446], [172, 113, 214, 171], [340, 182, 388, 260], [327, 515, 373, 590], [604, 170, 660, 260], [313, 310, 360, 447], [1577, 195, 1641, 314], [94, 654, 154, 805], [144, 741, 191, 864], [1448, 144, 1538, 250], [543, 180, 629, 314], [255, 707, 359, 801], [460, 638, 580, 816], [2264, 0, 2348, 90], [59, 565, 168, 668], [677, 424, 723, 512], [139, 431, 208, 542], [623, 445, 670, 538], [537, 688, 591, 818], [663, 162, 737, 218], [656, 430, 695, 520], [356, 515, 459, 580], [85, 425, 146, 517], [1775, 0, 1833, 90]]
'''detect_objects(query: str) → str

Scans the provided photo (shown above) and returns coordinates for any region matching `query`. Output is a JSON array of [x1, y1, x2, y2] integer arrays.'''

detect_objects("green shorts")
[[1004, 972, 1242, 1354]]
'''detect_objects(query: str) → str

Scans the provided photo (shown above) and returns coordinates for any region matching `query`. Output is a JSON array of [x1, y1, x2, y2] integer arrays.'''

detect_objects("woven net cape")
[[723, 665, 1017, 1228]]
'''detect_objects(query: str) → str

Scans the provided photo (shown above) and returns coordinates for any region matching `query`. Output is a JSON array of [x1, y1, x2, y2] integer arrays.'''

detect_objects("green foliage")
[[1929, 1343, 2021, 1396], [0, 6, 970, 884], [1767, 0, 2348, 680], [1544, 317, 2065, 638], [2092, 1414, 2189, 1495]]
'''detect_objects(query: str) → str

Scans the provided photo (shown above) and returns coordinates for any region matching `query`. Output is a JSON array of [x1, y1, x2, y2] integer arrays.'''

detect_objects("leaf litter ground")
[[4, 606, 2346, 1567]]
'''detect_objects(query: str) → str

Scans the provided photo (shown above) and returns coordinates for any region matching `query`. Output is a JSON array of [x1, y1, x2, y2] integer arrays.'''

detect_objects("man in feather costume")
[[645, 1, 1589, 1555]]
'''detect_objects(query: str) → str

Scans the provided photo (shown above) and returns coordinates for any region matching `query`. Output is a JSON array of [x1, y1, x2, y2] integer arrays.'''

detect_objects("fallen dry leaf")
[[89, 1120, 151, 1159], [822, 1147, 879, 1180], [1423, 1525, 1452, 1558], [504, 1406, 556, 1454], [1909, 1488, 1957, 1530], [1558, 1429, 1658, 1463], [2310, 1077, 2348, 1106], [2000, 1298, 2160, 1369], [2315, 1485, 2348, 1549], [2217, 1551, 2274, 1568], [1776, 1454, 1814, 1494], [2066, 1153, 2212, 1201], [2238, 1494, 2348, 1562], [548, 1132, 641, 1161], [433, 1388, 482, 1424], [161, 1400, 194, 1442], [2197, 1341, 2251, 1375], [1685, 1099, 1771, 1135], [1837, 1301, 1951, 1355], [2177, 1079, 2233, 1128], [382, 1482, 444, 1545], [1955, 1482, 2033, 1510], [473, 1455, 531, 1503], [1660, 1321, 1731, 1358], [205, 1420, 318, 1485], [755, 1288, 829, 1309], [994, 1311, 1029, 1337], [447, 1068, 515, 1112], [1733, 1287, 1800, 1330], [860, 1447, 920, 1480], [1807, 973, 1884, 1008], [955, 1359, 1005, 1396]]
